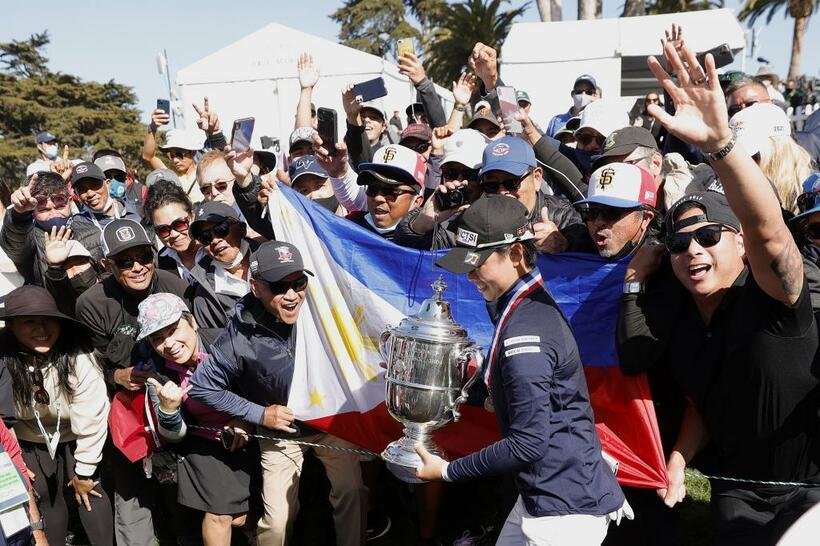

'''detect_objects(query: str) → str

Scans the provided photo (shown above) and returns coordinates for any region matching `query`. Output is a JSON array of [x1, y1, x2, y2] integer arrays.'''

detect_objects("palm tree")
[[426, 0, 530, 85], [739, 0, 817, 80], [644, 0, 724, 14]]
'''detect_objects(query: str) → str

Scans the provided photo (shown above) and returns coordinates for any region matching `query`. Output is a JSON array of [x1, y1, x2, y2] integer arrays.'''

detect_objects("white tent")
[[500, 9, 746, 126], [175, 22, 453, 151]]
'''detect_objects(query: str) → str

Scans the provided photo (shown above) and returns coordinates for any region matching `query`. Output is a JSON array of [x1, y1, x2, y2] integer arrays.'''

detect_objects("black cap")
[[249, 241, 314, 283], [468, 111, 501, 130], [405, 102, 425, 118], [101, 218, 153, 257], [665, 182, 741, 234], [189, 201, 241, 239], [592, 127, 658, 169], [436, 195, 534, 274], [70, 162, 106, 185]]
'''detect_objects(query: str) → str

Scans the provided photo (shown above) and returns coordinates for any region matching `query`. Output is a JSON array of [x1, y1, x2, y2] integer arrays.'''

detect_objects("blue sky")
[[3, 0, 817, 123]]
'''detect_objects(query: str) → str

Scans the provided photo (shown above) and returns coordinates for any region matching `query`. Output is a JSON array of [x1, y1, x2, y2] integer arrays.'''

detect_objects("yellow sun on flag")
[[309, 388, 327, 409]]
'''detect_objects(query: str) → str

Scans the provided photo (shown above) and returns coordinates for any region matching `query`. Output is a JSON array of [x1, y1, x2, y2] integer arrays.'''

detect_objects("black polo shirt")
[[661, 267, 820, 482]]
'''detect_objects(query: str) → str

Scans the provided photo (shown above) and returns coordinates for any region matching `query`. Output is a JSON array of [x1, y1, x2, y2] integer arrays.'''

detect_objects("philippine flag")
[[268, 185, 667, 489]]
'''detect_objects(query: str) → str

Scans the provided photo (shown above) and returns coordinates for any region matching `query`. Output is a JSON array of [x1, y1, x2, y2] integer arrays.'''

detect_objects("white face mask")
[[43, 144, 59, 160], [573, 93, 593, 111]]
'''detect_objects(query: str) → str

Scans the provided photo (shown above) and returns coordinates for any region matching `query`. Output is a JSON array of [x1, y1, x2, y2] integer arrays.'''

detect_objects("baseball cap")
[[70, 162, 106, 185], [575, 163, 657, 209], [516, 90, 531, 105], [249, 241, 314, 283], [791, 173, 820, 223], [405, 103, 425, 119], [592, 127, 658, 169], [145, 168, 182, 189], [436, 194, 535, 274], [479, 136, 536, 177], [474, 100, 492, 113], [254, 135, 279, 173], [400, 123, 432, 143], [729, 102, 791, 157], [137, 293, 190, 341], [94, 153, 127, 176], [101, 218, 153, 257], [361, 100, 388, 122], [358, 144, 427, 188], [576, 100, 629, 140], [574, 74, 598, 90], [289, 127, 317, 153], [288, 155, 329, 185], [35, 132, 57, 145], [442, 129, 488, 169], [158, 129, 206, 152], [468, 111, 501, 131], [66, 240, 92, 260], [190, 201, 241, 240], [665, 186, 740, 234]]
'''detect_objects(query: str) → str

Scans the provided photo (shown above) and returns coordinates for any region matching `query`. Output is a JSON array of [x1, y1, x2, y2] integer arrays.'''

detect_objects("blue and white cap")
[[478, 136, 536, 177]]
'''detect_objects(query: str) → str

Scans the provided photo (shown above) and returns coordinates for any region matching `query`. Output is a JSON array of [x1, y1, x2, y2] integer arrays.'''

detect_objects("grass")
[[680, 469, 713, 546]]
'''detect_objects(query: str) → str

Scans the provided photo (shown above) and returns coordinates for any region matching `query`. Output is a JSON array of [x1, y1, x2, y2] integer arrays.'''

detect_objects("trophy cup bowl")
[[380, 277, 483, 483]]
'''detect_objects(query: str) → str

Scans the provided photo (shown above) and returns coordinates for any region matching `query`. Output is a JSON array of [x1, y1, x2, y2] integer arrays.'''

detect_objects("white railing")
[[787, 103, 819, 132]]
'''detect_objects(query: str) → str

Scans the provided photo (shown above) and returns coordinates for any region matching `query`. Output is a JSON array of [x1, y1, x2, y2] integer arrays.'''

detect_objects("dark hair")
[[0, 320, 94, 407], [92, 148, 123, 162], [725, 77, 761, 97], [142, 179, 193, 227], [493, 239, 538, 269], [31, 171, 68, 195]]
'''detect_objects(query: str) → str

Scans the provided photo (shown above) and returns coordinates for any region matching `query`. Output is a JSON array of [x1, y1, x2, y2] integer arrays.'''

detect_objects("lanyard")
[[33, 404, 61, 460], [484, 272, 543, 388]]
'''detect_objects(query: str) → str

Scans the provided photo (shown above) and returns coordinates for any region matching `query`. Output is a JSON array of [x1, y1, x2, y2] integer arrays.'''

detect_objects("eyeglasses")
[[154, 217, 190, 238], [645, 97, 660, 104], [579, 205, 637, 223], [264, 274, 309, 295], [727, 100, 760, 118], [112, 250, 154, 270], [29, 365, 50, 405], [167, 149, 193, 160], [804, 223, 820, 240], [572, 89, 595, 96], [364, 183, 417, 200], [665, 224, 734, 254], [403, 141, 430, 154], [441, 166, 479, 183], [797, 192, 820, 214], [34, 193, 70, 210], [193, 219, 236, 245], [575, 133, 605, 147], [481, 171, 530, 194], [200, 181, 231, 196]]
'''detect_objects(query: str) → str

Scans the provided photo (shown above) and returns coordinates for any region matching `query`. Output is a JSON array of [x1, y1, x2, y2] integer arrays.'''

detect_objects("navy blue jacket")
[[188, 294, 296, 426], [447, 270, 624, 517]]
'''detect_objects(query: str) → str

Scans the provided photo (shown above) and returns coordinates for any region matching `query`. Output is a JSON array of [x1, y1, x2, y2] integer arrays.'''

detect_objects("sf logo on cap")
[[598, 168, 616, 189], [116, 226, 135, 242], [276, 246, 294, 263], [383, 147, 397, 162]]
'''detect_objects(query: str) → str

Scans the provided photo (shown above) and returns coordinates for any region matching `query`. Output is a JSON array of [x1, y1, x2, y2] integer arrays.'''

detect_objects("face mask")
[[35, 216, 69, 232], [109, 179, 126, 199], [69, 266, 100, 292], [43, 144, 59, 160], [573, 93, 593, 111]]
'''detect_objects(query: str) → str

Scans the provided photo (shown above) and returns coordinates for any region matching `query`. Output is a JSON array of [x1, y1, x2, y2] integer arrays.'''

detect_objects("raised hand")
[[452, 72, 478, 106], [224, 146, 255, 185], [431, 126, 453, 156], [146, 377, 191, 414], [44, 226, 73, 266], [192, 97, 221, 135], [468, 43, 498, 90], [532, 207, 568, 254], [664, 24, 685, 54], [150, 108, 171, 131], [313, 134, 349, 178], [398, 52, 427, 85], [646, 41, 730, 154], [298, 53, 320, 89], [341, 83, 362, 124], [10, 172, 40, 213], [51, 145, 72, 181]]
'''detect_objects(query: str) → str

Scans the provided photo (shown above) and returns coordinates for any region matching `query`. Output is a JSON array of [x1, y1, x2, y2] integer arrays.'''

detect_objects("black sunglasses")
[[482, 171, 530, 194], [154, 217, 190, 238], [575, 133, 605, 146], [403, 141, 430, 154], [194, 219, 236, 245], [804, 223, 820, 240], [572, 89, 595, 96], [113, 250, 155, 270], [797, 192, 820, 214], [265, 274, 309, 295], [441, 166, 479, 182], [167, 149, 193, 160], [365, 183, 417, 200], [579, 206, 638, 223], [727, 100, 759, 118], [29, 365, 50, 405], [665, 224, 733, 254]]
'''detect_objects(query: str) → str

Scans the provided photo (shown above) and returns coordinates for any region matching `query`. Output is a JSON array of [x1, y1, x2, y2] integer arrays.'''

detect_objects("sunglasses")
[[30, 365, 50, 405], [154, 217, 190, 238], [482, 171, 530, 194], [193, 219, 236, 245], [572, 89, 595, 96], [200, 181, 231, 196], [579, 206, 637, 223], [403, 141, 431, 154], [666, 224, 734, 254], [364, 183, 417, 200], [265, 274, 309, 295], [113, 250, 155, 270], [441, 166, 479, 182], [727, 100, 759, 118], [646, 97, 660, 104], [167, 149, 193, 160], [797, 192, 820, 214], [35, 193, 70, 210], [575, 133, 605, 146], [804, 223, 820, 240]]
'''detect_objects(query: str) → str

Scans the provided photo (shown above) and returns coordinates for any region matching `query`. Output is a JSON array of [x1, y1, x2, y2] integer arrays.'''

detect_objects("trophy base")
[[381, 435, 443, 484]]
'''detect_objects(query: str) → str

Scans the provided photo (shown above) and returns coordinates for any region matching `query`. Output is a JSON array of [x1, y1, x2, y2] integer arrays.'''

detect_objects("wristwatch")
[[623, 281, 644, 295], [454, 104, 466, 112], [707, 132, 737, 161], [31, 518, 45, 531]]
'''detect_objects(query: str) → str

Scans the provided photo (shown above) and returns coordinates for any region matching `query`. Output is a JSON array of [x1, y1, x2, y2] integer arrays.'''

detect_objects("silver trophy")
[[379, 277, 484, 483]]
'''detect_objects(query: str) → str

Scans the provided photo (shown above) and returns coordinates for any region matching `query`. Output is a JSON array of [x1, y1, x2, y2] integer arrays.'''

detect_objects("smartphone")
[[434, 187, 467, 211], [220, 427, 236, 451], [156, 99, 170, 115], [696, 43, 733, 70], [353, 77, 388, 104], [496, 86, 522, 134], [231, 117, 255, 153], [317, 107, 338, 155], [397, 38, 415, 58]]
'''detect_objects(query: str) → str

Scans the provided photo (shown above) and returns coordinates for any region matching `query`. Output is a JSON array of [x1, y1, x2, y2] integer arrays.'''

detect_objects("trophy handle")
[[378, 329, 393, 363], [451, 347, 484, 422]]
